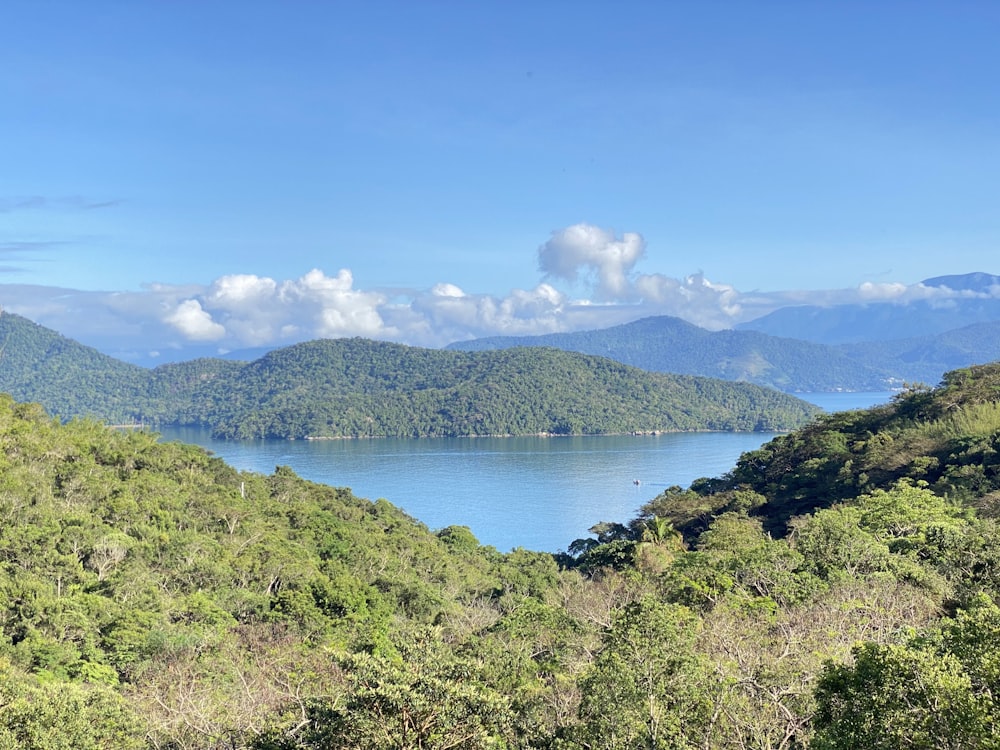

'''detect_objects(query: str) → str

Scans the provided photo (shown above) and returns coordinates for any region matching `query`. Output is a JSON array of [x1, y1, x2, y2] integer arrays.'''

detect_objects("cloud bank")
[[1, 223, 996, 365]]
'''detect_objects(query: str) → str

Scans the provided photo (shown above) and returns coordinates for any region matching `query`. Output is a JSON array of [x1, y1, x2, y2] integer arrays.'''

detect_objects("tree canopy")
[[0, 313, 820, 439], [3, 361, 1000, 747]]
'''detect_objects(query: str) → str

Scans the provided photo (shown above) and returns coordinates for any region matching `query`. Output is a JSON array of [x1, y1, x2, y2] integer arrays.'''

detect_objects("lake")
[[158, 391, 893, 553]]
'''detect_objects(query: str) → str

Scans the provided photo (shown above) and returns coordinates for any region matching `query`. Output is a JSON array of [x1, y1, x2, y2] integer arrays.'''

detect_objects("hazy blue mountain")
[[922, 272, 1000, 293], [447, 315, 893, 392], [737, 272, 1000, 344], [837, 320, 1000, 386], [738, 298, 1000, 344]]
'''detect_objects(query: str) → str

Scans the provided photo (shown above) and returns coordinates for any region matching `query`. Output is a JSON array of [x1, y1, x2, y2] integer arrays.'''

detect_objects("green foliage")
[[0, 667, 145, 749], [812, 641, 991, 750], [260, 627, 516, 749], [570, 596, 716, 749], [790, 505, 892, 581], [695, 513, 820, 608], [6, 354, 1000, 748], [0, 394, 553, 747], [0, 315, 820, 438], [653, 363, 1000, 536]]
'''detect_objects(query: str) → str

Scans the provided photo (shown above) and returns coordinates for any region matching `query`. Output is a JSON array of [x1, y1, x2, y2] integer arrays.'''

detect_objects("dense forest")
[[4, 363, 1000, 747], [0, 313, 819, 439]]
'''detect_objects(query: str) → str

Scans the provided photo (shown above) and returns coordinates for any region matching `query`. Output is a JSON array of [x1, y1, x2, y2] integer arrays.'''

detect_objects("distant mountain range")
[[0, 312, 819, 438], [736, 272, 1000, 344], [447, 273, 1000, 392], [447, 316, 893, 392], [5, 270, 999, 418]]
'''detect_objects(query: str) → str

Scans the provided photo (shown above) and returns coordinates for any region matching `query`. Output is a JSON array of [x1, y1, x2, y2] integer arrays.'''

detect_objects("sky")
[[3, 1, 1000, 363]]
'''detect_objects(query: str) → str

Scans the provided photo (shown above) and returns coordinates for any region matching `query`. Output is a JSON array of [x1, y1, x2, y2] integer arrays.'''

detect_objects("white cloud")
[[2, 223, 994, 364], [208, 274, 278, 307], [854, 280, 1000, 305], [165, 268, 393, 346], [538, 223, 646, 301], [285, 268, 390, 339], [432, 283, 465, 298], [408, 282, 570, 344], [857, 281, 909, 300], [164, 299, 226, 341]]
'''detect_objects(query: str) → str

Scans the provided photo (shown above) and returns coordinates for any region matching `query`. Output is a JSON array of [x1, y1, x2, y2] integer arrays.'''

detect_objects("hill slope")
[[837, 320, 1000, 385], [0, 314, 819, 438], [447, 315, 893, 391], [174, 338, 821, 438], [640, 362, 1000, 538], [0, 392, 578, 747], [5, 367, 1000, 747], [0, 311, 148, 421]]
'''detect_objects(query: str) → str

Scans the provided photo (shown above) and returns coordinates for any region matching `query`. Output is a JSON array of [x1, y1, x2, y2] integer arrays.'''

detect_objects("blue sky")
[[3, 1, 999, 362]]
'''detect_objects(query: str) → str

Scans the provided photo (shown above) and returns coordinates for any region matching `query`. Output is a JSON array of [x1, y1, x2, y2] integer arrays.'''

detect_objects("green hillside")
[[5, 366, 1000, 747], [0, 311, 148, 422], [177, 339, 820, 439], [630, 362, 1000, 539], [0, 394, 569, 747], [0, 314, 820, 438], [447, 315, 894, 392]]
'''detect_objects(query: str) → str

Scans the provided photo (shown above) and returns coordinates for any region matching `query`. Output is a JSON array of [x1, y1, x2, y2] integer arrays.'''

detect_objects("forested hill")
[[0, 310, 148, 421], [181, 339, 819, 439], [632, 361, 1000, 540], [0, 313, 820, 438], [837, 320, 1000, 387], [7, 366, 1000, 747], [446, 314, 893, 392], [0, 393, 581, 747]]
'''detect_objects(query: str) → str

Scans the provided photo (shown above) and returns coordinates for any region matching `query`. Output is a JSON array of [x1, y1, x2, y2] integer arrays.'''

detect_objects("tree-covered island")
[[0, 312, 819, 439]]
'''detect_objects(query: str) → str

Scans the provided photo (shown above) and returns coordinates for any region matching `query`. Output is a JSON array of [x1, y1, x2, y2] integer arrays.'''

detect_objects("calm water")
[[158, 391, 893, 553]]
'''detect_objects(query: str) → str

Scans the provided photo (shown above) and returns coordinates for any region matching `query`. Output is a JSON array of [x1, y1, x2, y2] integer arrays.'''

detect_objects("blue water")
[[797, 391, 897, 412], [157, 391, 893, 553]]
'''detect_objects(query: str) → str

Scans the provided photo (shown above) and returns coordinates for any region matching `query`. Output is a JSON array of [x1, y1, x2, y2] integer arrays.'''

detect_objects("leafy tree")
[[0, 669, 145, 750], [570, 596, 716, 749], [812, 641, 990, 750], [258, 627, 515, 749]]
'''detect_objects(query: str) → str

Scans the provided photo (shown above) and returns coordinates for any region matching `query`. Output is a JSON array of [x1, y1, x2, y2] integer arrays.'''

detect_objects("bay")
[[157, 391, 894, 553]]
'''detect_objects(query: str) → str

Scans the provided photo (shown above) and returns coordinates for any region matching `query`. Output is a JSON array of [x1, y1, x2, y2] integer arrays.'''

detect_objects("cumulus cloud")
[[627, 272, 749, 329], [408, 282, 569, 343], [431, 283, 465, 298], [2, 222, 995, 365], [534, 225, 764, 328], [539, 223, 646, 301], [164, 299, 226, 341], [282, 268, 390, 339], [156, 268, 393, 347], [208, 274, 278, 307]]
